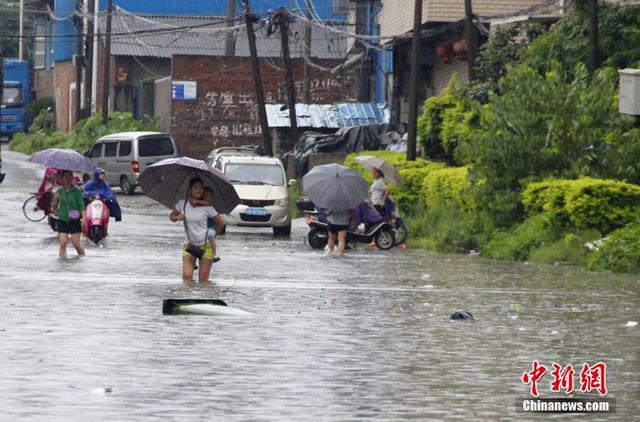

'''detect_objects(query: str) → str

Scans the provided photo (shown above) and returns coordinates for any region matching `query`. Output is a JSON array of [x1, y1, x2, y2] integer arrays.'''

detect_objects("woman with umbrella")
[[27, 148, 94, 258], [139, 156, 239, 283], [303, 163, 369, 257], [51, 170, 86, 259], [169, 177, 226, 283]]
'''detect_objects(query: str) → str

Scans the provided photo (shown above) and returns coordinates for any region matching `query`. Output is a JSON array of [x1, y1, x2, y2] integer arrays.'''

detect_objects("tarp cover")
[[291, 123, 406, 175]]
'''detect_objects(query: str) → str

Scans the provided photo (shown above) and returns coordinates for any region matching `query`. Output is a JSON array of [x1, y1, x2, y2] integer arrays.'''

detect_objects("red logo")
[[522, 360, 548, 397], [522, 361, 607, 397], [580, 362, 607, 396]]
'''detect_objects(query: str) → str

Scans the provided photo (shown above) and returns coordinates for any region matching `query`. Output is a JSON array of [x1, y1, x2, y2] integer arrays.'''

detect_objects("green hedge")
[[587, 224, 640, 273], [11, 111, 159, 155], [523, 178, 640, 233], [344, 151, 444, 212], [422, 166, 474, 210]]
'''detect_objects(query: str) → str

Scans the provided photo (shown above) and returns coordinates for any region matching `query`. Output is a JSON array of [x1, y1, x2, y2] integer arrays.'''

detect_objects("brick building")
[[171, 55, 360, 159]]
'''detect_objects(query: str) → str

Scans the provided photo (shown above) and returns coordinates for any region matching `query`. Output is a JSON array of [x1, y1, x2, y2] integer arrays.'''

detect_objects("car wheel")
[[273, 224, 291, 236], [218, 225, 227, 236], [120, 176, 135, 195]]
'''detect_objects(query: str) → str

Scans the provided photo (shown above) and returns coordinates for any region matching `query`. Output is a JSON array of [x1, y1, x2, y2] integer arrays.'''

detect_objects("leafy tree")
[[468, 62, 640, 227], [0, 0, 34, 59]]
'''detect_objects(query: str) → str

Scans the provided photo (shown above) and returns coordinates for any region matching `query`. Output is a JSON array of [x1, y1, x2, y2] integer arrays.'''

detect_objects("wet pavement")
[[1, 149, 639, 420]]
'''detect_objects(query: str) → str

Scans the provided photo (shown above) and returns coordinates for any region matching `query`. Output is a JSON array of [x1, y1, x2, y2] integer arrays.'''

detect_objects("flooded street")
[[1, 150, 638, 420]]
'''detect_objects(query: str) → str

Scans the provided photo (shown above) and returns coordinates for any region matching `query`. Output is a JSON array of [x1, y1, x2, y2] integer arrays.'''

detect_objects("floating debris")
[[450, 310, 474, 321]]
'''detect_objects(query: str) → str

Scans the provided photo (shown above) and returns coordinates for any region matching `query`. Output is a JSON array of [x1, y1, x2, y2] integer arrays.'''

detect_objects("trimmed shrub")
[[587, 224, 640, 273], [422, 166, 474, 210], [523, 178, 640, 233]]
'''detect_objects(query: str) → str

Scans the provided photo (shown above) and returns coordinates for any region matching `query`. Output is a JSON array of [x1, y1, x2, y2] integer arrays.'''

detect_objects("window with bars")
[[34, 21, 46, 69]]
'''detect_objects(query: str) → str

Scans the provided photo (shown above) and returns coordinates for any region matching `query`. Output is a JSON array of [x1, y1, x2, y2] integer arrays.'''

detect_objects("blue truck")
[[1, 59, 31, 142]]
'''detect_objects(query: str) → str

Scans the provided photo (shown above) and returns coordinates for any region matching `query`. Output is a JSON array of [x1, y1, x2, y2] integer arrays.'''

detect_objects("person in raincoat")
[[36, 167, 61, 214], [82, 168, 122, 221]]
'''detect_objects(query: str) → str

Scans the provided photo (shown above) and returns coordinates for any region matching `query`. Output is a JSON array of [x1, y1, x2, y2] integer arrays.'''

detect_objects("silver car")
[[209, 152, 294, 236], [86, 132, 179, 194]]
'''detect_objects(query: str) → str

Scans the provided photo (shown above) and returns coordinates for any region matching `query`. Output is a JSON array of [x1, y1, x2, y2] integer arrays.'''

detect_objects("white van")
[[86, 132, 179, 194], [208, 152, 293, 236]]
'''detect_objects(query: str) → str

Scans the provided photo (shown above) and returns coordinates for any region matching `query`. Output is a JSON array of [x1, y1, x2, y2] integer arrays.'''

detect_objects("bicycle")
[[22, 193, 49, 222]]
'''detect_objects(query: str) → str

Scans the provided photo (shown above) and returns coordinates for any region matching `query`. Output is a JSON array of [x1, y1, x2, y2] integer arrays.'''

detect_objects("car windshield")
[[2, 87, 22, 106], [225, 163, 284, 186]]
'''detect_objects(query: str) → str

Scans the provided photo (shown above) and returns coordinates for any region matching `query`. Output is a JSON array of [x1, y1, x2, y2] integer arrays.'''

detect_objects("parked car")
[[205, 146, 261, 164], [208, 151, 294, 236], [85, 132, 179, 194]]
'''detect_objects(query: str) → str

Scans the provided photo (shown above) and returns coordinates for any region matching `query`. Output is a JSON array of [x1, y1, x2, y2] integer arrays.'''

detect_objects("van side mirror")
[[288, 179, 298, 187]]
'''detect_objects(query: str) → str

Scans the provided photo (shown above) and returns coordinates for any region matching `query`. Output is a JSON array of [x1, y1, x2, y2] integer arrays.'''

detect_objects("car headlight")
[[275, 198, 289, 207]]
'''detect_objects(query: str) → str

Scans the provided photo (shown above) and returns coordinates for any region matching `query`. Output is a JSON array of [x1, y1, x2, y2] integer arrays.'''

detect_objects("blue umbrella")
[[27, 148, 94, 172], [303, 163, 368, 211]]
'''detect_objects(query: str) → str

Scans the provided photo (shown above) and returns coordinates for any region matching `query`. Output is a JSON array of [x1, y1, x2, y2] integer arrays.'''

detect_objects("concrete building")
[[377, 0, 565, 123]]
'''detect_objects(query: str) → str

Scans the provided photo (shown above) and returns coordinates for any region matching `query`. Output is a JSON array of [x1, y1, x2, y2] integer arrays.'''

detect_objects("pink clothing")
[[37, 168, 61, 196]]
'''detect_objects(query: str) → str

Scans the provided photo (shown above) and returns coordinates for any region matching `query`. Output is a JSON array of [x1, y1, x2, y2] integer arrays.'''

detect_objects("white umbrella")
[[355, 155, 403, 186]]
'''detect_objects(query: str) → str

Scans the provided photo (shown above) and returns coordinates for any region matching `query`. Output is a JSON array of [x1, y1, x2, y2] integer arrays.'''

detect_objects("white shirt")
[[370, 178, 388, 205], [175, 199, 218, 244]]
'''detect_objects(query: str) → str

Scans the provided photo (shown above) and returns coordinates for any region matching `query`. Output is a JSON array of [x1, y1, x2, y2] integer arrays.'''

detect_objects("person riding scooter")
[[82, 168, 122, 221]]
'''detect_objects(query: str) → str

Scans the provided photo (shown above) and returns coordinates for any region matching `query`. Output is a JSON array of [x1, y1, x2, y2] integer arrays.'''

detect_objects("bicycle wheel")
[[23, 195, 47, 222]]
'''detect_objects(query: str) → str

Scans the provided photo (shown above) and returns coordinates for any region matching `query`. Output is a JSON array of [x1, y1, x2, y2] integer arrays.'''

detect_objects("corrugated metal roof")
[[101, 11, 349, 59], [266, 103, 387, 128]]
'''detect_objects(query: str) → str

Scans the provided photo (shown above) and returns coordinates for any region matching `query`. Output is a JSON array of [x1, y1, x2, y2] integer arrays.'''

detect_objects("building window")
[[34, 21, 46, 69]]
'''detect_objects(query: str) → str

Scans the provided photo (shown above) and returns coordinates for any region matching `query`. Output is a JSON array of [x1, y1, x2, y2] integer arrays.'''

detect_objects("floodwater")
[[1, 149, 638, 420]]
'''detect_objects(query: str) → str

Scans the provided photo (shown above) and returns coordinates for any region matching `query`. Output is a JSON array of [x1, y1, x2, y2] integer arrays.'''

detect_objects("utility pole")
[[302, 0, 312, 103], [278, 9, 299, 144], [91, 0, 99, 114], [242, 0, 273, 156], [224, 0, 237, 56], [464, 0, 477, 82], [19, 0, 24, 60], [75, 0, 83, 125], [406, 0, 422, 161], [85, 0, 94, 116], [588, 0, 599, 76], [102, 0, 113, 124]]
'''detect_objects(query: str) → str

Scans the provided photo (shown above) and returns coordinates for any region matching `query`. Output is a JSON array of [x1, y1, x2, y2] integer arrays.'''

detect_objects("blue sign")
[[171, 81, 197, 100]]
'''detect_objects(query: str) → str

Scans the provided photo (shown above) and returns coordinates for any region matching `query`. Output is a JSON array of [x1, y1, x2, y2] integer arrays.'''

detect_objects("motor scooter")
[[304, 208, 396, 251], [83, 195, 110, 244]]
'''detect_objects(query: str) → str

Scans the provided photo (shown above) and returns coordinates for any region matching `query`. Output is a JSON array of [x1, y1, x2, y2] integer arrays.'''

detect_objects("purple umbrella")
[[139, 156, 240, 214], [27, 148, 94, 172]]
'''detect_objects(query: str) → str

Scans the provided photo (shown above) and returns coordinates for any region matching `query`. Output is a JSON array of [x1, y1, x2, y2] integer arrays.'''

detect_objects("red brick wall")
[[170, 55, 360, 159]]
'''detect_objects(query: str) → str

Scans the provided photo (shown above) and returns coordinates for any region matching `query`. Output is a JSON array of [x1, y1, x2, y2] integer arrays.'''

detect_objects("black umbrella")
[[139, 156, 240, 214]]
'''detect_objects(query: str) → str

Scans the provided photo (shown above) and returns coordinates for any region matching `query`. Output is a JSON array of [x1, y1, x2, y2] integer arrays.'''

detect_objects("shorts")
[[207, 228, 217, 241], [182, 242, 213, 261], [56, 218, 82, 234], [327, 223, 349, 234]]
